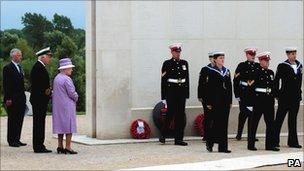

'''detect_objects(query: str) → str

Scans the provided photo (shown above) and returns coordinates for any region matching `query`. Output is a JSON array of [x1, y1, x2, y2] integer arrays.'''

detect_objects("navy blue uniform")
[[161, 58, 189, 142], [248, 66, 276, 150], [274, 60, 302, 147], [205, 65, 232, 151], [233, 61, 260, 139]]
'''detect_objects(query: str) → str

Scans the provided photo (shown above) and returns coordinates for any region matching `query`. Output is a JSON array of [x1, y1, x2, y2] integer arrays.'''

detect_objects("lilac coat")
[[52, 73, 78, 134]]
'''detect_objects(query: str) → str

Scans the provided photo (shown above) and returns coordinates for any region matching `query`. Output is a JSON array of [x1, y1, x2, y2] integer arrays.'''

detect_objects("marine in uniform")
[[233, 47, 260, 141], [204, 51, 232, 153], [198, 52, 214, 141], [247, 52, 279, 151], [273, 47, 302, 148], [159, 43, 189, 146]]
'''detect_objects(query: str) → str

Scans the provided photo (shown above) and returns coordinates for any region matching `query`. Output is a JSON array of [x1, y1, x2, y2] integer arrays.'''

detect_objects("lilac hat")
[[58, 58, 75, 70]]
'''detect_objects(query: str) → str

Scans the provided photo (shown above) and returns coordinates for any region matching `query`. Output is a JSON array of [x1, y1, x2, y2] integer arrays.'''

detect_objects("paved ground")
[[0, 116, 303, 170]]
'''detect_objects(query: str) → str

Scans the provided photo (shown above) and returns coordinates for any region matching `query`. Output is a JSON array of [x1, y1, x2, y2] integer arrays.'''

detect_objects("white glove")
[[162, 100, 167, 108], [246, 106, 253, 112], [236, 97, 241, 101]]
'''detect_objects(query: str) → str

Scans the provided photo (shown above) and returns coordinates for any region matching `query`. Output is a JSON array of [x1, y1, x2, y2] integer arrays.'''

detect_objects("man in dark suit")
[[2, 48, 27, 147], [30, 47, 53, 153]]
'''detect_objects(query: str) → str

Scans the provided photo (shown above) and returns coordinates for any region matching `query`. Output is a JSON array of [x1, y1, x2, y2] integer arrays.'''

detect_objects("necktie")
[[17, 64, 24, 76]]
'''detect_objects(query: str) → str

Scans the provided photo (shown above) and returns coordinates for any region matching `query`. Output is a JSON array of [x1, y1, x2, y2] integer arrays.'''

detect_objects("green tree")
[[0, 32, 19, 59], [43, 30, 65, 52], [52, 13, 74, 36], [22, 13, 53, 50], [15, 38, 35, 60], [54, 35, 77, 59]]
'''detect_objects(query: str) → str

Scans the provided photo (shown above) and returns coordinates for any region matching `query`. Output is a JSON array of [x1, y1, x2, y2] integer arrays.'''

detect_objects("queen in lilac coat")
[[52, 58, 78, 154]]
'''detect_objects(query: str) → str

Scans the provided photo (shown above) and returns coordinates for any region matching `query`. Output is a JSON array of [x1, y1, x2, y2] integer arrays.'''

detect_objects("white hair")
[[10, 48, 21, 57]]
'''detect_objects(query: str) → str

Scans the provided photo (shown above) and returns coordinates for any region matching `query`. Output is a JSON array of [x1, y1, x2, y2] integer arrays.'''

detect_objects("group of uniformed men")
[[160, 43, 303, 153]]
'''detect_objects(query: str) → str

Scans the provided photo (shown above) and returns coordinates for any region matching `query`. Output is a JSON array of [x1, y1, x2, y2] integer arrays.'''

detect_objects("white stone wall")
[[86, 1, 303, 139]]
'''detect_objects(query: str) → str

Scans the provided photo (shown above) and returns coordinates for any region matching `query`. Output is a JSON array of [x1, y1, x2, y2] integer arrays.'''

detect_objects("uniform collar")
[[206, 65, 229, 77], [38, 60, 46, 67]]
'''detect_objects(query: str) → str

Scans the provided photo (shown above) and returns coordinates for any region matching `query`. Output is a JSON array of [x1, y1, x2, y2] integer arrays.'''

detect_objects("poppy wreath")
[[130, 119, 151, 139], [194, 113, 205, 137]]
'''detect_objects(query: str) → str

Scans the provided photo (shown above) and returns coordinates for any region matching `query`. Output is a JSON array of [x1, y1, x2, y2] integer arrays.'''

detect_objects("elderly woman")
[[52, 58, 78, 154]]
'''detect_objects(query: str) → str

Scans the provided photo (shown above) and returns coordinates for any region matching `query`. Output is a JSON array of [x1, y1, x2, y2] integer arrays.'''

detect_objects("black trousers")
[[163, 97, 186, 141], [274, 100, 300, 146], [32, 103, 48, 151], [6, 103, 26, 144], [207, 104, 230, 151], [248, 97, 275, 149], [236, 100, 253, 138], [202, 103, 208, 140]]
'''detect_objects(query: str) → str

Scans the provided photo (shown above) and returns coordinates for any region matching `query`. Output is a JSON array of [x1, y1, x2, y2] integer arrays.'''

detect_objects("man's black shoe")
[[219, 150, 231, 153], [159, 136, 165, 144], [248, 147, 257, 151], [288, 145, 302, 148], [206, 146, 213, 152], [34, 149, 52, 153], [235, 135, 241, 141], [174, 141, 188, 146], [266, 147, 280, 151], [18, 141, 27, 146], [9, 143, 20, 147]]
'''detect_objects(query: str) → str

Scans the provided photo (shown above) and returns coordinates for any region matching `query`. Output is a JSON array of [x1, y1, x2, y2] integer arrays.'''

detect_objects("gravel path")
[[1, 116, 303, 170]]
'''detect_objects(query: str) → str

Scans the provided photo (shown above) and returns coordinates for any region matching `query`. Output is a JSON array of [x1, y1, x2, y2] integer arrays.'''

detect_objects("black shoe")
[[18, 141, 27, 146], [288, 145, 302, 148], [57, 147, 65, 154], [248, 147, 257, 151], [255, 138, 259, 142], [65, 148, 78, 154], [9, 143, 20, 147], [174, 141, 188, 146], [274, 143, 280, 147], [159, 136, 165, 144], [236, 135, 241, 141], [202, 137, 206, 141], [266, 147, 280, 151], [219, 150, 231, 153], [206, 145, 213, 152], [34, 149, 52, 153]]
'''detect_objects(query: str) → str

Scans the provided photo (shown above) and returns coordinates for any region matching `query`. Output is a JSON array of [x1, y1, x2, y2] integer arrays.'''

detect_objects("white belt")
[[168, 78, 186, 83], [240, 81, 248, 86], [255, 88, 272, 93]]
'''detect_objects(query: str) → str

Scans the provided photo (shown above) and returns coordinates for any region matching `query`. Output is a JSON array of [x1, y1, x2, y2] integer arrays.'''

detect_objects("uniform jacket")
[[161, 58, 189, 100], [30, 61, 51, 105], [274, 59, 302, 101]]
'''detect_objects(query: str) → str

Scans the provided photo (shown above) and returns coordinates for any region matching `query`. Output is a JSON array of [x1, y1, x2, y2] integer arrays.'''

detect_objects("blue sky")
[[0, 0, 85, 30]]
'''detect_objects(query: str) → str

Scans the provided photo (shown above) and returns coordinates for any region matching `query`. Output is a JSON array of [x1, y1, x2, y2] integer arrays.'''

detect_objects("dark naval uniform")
[[205, 65, 232, 152], [161, 58, 189, 144], [233, 61, 260, 139], [248, 65, 278, 151], [274, 60, 302, 148], [198, 63, 213, 140]]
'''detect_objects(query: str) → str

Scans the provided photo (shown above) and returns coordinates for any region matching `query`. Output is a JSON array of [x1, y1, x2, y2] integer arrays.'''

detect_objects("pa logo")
[[287, 159, 302, 167]]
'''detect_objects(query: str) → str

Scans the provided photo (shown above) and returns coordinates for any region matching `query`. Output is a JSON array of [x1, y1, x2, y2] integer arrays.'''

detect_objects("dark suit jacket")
[[2, 62, 26, 105], [30, 61, 51, 105]]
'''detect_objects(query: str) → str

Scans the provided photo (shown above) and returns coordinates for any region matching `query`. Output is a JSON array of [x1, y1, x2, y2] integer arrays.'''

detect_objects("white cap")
[[212, 51, 225, 56], [169, 43, 182, 49], [285, 47, 297, 52], [257, 51, 271, 60], [244, 47, 257, 53], [36, 47, 52, 56]]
